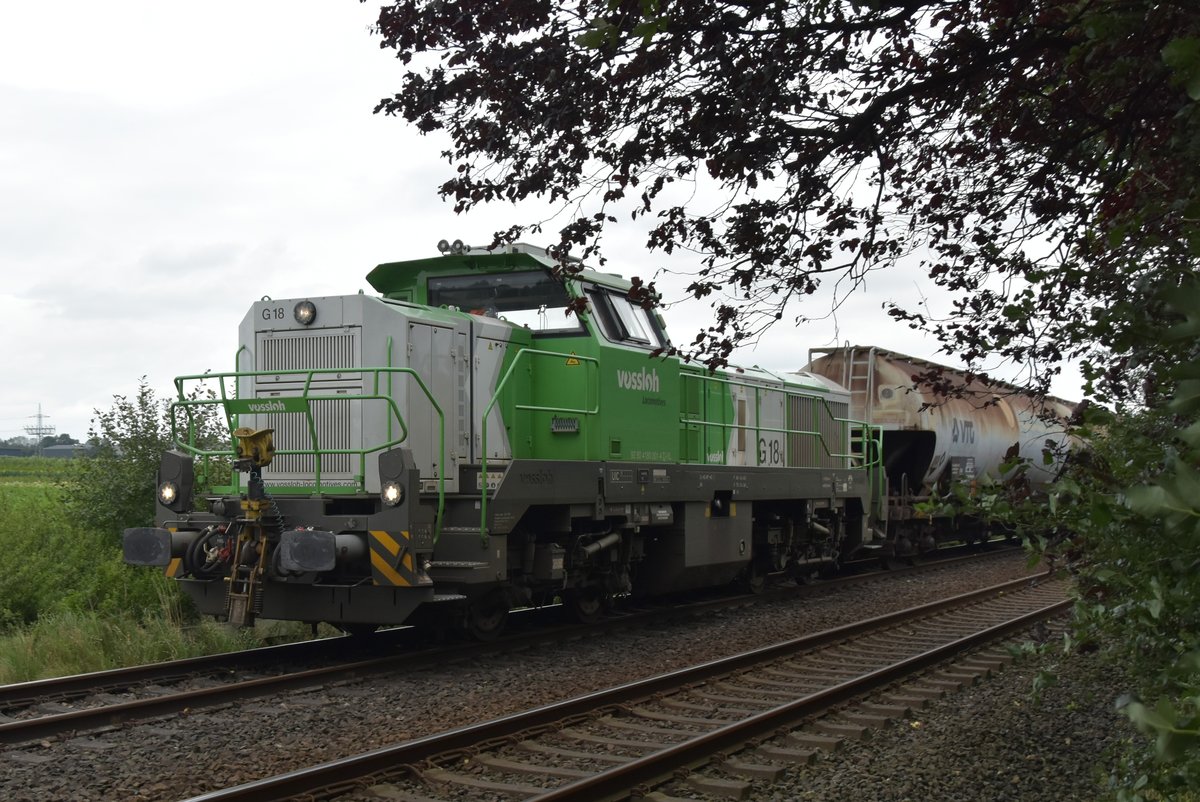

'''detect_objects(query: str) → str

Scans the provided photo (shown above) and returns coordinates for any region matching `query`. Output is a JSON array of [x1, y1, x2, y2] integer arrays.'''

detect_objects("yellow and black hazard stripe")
[[165, 527, 184, 577], [368, 530, 428, 587]]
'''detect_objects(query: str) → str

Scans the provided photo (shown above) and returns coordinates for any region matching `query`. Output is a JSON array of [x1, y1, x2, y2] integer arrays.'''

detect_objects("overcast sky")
[[0, 1, 1081, 442]]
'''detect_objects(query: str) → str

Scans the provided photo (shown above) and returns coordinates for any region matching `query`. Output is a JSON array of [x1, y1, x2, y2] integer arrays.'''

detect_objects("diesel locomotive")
[[123, 243, 887, 636]]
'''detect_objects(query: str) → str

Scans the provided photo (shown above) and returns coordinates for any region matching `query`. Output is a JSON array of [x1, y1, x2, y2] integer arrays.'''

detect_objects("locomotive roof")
[[367, 244, 635, 299]]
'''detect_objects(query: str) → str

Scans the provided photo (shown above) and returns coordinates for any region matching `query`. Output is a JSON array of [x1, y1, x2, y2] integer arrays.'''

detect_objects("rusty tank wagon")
[[805, 345, 1076, 557]]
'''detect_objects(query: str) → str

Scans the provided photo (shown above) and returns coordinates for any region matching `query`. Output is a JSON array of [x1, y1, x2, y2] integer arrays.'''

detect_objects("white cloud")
[[0, 1, 1082, 441]]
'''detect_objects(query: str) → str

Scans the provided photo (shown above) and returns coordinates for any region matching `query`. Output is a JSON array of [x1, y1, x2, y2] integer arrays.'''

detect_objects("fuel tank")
[[804, 346, 1075, 492]]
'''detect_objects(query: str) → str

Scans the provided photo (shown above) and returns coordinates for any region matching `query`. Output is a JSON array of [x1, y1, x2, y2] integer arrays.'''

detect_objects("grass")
[[0, 456, 326, 682], [0, 611, 261, 684]]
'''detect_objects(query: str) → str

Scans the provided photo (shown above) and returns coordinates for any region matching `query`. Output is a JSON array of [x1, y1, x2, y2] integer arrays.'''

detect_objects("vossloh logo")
[[617, 367, 660, 393], [247, 400, 287, 413]]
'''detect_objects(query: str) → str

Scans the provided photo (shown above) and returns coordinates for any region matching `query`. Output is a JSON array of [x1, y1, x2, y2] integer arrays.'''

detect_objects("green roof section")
[[366, 244, 634, 301]]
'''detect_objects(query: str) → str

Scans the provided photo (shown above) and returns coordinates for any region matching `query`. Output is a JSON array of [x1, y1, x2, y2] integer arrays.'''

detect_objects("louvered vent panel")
[[787, 395, 816, 468], [819, 400, 849, 469], [254, 331, 358, 480], [787, 396, 850, 469], [260, 333, 355, 375], [261, 400, 353, 476]]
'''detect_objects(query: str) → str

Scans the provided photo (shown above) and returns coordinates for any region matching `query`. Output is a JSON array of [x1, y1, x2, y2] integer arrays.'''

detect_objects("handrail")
[[169, 367, 446, 543], [478, 349, 601, 545], [678, 370, 881, 467]]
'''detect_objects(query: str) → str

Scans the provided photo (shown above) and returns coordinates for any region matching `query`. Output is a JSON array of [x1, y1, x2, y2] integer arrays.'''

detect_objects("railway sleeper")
[[753, 743, 821, 765], [717, 758, 786, 782], [631, 706, 740, 727], [810, 719, 872, 740], [857, 701, 914, 717], [641, 792, 707, 802], [602, 715, 698, 739], [516, 740, 633, 764], [362, 784, 442, 802], [476, 754, 593, 780], [784, 731, 843, 751], [683, 773, 752, 800], [560, 726, 673, 750], [688, 688, 783, 707], [421, 766, 545, 797], [660, 697, 764, 716], [838, 710, 895, 728], [879, 691, 934, 708]]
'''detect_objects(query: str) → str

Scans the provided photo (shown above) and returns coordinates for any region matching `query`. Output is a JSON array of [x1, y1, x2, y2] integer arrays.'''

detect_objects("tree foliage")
[[372, 0, 1199, 402], [60, 378, 230, 544], [955, 282, 1200, 798]]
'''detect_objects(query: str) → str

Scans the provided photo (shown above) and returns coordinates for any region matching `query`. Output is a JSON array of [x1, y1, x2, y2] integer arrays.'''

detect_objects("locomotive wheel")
[[743, 563, 767, 594], [465, 593, 510, 641], [564, 587, 606, 624]]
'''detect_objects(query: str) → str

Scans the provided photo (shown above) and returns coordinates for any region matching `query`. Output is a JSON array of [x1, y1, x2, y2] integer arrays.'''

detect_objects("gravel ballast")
[[0, 553, 1140, 801], [671, 641, 1132, 802]]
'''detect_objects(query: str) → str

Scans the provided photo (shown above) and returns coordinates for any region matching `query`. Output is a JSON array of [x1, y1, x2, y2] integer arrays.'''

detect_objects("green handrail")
[[678, 371, 880, 467], [169, 367, 446, 543], [478, 349, 601, 545]]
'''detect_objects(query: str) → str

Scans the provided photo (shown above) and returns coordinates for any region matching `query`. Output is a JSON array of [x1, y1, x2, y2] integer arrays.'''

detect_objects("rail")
[[177, 573, 1066, 802], [169, 367, 446, 542], [479, 349, 602, 544]]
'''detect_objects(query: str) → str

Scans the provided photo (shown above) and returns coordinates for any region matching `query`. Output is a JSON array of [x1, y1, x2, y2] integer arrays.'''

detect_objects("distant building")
[[42, 444, 97, 459], [0, 446, 28, 457]]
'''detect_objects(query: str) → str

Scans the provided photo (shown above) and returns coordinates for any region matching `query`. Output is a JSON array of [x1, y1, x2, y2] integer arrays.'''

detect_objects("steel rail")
[[532, 597, 1071, 801], [180, 572, 1062, 802], [0, 544, 1018, 726]]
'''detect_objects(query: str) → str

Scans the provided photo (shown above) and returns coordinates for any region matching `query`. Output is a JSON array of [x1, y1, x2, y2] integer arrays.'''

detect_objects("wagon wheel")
[[564, 586, 607, 624], [465, 592, 510, 641]]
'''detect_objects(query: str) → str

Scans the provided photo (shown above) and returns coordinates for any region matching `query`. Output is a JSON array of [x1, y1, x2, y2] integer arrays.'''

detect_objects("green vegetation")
[[967, 286, 1200, 800], [0, 379, 283, 684]]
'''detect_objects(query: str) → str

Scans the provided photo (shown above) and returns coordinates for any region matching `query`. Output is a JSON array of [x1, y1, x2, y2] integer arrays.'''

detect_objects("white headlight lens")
[[294, 301, 316, 325], [381, 481, 404, 507], [158, 481, 178, 505]]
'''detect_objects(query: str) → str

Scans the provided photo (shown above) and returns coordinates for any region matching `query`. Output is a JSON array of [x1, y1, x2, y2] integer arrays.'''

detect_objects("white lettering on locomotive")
[[616, 367, 660, 392]]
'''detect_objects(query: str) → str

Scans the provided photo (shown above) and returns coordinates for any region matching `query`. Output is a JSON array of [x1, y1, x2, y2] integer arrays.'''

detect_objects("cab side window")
[[586, 289, 668, 349]]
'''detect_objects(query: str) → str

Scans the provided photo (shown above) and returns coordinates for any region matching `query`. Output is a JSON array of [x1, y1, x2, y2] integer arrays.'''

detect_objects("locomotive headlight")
[[157, 450, 195, 513], [293, 300, 317, 326], [381, 480, 405, 507]]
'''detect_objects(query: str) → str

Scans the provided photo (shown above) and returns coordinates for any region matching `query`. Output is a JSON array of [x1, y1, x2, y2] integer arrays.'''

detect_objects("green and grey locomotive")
[[123, 242, 889, 636]]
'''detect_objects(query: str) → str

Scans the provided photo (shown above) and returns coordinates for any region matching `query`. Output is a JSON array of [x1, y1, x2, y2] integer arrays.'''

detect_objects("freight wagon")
[[807, 346, 1075, 555]]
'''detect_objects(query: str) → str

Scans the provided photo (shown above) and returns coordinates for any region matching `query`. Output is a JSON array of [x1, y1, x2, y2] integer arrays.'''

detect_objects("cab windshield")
[[428, 270, 584, 334]]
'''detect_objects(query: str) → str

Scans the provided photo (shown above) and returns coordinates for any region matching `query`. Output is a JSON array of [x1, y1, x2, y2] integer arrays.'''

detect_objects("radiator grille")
[[787, 396, 849, 469], [261, 399, 354, 476], [254, 330, 359, 480], [259, 332, 356, 376]]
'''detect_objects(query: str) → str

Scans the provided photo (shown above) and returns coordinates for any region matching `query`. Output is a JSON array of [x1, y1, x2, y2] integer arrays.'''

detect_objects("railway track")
[[0, 545, 1021, 748], [182, 572, 1067, 802]]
